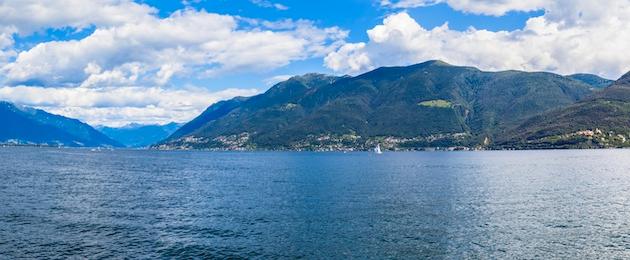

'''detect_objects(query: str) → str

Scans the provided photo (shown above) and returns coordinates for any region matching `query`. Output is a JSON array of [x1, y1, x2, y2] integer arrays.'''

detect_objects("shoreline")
[[3, 144, 630, 152]]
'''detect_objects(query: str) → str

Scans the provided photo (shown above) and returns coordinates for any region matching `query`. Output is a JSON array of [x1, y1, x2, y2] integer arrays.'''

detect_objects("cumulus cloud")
[[0, 0, 155, 64], [328, 0, 630, 79], [2, 9, 347, 87], [380, 0, 546, 16], [251, 0, 289, 10], [0, 0, 349, 126], [0, 85, 260, 127], [0, 0, 155, 35]]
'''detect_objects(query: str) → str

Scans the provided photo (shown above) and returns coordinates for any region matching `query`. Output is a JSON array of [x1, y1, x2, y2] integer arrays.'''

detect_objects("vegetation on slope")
[[496, 72, 630, 149], [156, 61, 597, 151]]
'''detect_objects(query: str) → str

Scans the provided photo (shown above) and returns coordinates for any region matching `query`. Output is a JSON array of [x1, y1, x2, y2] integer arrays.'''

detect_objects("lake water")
[[1, 147, 630, 258]]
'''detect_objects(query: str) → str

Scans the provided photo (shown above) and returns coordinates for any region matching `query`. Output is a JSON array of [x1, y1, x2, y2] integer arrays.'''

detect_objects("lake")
[[1, 147, 630, 258]]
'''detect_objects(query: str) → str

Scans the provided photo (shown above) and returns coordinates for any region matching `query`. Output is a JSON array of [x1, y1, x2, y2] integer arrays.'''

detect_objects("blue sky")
[[0, 0, 628, 126], [9, 1, 542, 92]]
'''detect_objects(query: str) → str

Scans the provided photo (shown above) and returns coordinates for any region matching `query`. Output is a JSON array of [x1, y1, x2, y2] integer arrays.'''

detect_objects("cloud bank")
[[0, 0, 347, 126], [380, 0, 545, 16], [328, 0, 630, 79], [1, 0, 629, 126], [0, 85, 259, 127], [2, 9, 346, 87]]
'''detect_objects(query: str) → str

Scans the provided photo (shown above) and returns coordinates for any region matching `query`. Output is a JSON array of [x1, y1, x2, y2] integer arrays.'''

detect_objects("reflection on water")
[[1, 148, 630, 258]]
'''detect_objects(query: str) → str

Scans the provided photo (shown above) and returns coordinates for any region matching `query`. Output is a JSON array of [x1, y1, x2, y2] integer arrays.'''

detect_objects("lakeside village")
[[154, 128, 630, 151], [5, 128, 630, 151]]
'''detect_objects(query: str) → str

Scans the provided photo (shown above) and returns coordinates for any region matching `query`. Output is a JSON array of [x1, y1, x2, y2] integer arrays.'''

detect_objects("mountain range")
[[97, 123, 181, 148], [156, 60, 628, 151], [497, 71, 630, 149], [567, 74, 614, 89], [3, 60, 628, 150], [0, 101, 121, 147]]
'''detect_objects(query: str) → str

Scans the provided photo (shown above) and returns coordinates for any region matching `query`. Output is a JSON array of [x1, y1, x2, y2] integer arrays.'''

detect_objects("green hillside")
[[497, 72, 630, 149], [156, 61, 596, 151]]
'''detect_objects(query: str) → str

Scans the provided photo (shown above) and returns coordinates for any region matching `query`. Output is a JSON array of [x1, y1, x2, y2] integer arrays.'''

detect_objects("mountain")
[[496, 71, 630, 149], [0, 101, 121, 147], [567, 74, 613, 89], [156, 61, 595, 151], [98, 122, 181, 148], [167, 97, 248, 141]]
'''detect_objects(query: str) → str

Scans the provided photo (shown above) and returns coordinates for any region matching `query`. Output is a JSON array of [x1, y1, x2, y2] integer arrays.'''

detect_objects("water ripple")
[[2, 148, 630, 258]]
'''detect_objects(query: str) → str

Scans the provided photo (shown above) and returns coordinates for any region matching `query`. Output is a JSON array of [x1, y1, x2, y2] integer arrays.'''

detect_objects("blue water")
[[1, 147, 630, 258]]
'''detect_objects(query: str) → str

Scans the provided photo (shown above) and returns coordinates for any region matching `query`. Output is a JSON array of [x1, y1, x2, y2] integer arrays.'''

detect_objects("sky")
[[0, 0, 628, 127]]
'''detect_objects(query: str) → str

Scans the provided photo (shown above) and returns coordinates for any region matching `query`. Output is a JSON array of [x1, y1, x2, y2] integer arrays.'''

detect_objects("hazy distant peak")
[[616, 71, 630, 86], [1, 101, 121, 147], [97, 122, 183, 148], [117, 122, 181, 129], [568, 73, 611, 80], [567, 73, 614, 89]]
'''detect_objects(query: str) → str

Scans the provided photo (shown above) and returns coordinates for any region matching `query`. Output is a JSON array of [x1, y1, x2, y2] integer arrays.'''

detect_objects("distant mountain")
[[0, 101, 121, 147], [156, 60, 595, 151], [98, 123, 181, 148], [567, 73, 613, 89], [497, 71, 630, 149]]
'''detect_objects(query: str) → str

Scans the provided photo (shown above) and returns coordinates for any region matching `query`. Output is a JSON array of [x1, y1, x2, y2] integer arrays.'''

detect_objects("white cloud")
[[0, 0, 347, 126], [0, 31, 15, 64], [327, 0, 630, 79], [0, 0, 155, 35], [1, 9, 347, 87], [0, 85, 260, 127], [0, 0, 156, 69], [80, 62, 143, 88], [251, 0, 289, 10], [325, 43, 370, 73], [381, 0, 439, 9], [182, 0, 203, 6], [380, 0, 546, 16]]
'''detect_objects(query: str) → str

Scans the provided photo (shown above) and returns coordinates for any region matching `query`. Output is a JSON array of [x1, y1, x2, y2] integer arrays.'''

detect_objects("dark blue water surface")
[[2, 147, 630, 259]]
